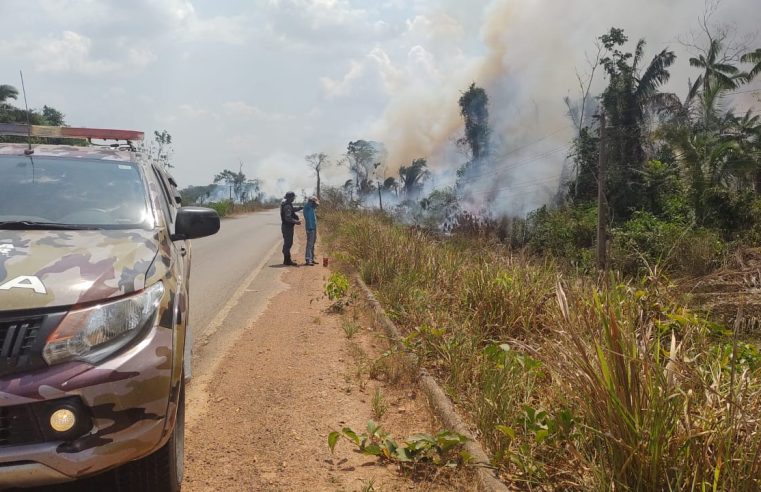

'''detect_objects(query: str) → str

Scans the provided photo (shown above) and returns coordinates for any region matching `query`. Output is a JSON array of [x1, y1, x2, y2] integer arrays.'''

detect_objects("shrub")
[[208, 200, 233, 217], [610, 211, 725, 276], [527, 203, 597, 268]]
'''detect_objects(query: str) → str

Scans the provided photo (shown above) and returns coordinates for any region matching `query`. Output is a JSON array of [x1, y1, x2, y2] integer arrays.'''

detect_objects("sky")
[[1, 0, 759, 206]]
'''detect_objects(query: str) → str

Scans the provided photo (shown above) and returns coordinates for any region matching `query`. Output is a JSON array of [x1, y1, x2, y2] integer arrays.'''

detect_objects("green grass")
[[342, 320, 361, 339], [324, 209, 761, 491], [371, 387, 388, 420]]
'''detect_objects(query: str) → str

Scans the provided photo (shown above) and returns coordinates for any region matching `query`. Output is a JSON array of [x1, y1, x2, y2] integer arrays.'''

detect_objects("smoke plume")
[[365, 0, 760, 218]]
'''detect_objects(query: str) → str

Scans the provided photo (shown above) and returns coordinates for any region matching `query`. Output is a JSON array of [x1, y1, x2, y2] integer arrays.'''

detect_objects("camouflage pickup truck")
[[0, 126, 219, 491]]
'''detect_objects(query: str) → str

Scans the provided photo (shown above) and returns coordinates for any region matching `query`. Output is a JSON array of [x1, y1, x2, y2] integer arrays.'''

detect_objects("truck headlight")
[[43, 282, 165, 365]]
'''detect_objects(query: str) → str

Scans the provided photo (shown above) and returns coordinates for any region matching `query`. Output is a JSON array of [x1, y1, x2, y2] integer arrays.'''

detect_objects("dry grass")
[[325, 209, 761, 491]]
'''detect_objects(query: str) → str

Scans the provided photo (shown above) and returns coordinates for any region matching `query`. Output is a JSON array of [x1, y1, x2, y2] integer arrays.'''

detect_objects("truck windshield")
[[0, 155, 152, 230]]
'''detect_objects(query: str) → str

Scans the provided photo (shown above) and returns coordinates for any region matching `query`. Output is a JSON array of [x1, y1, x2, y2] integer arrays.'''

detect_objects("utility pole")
[[377, 181, 384, 212], [596, 111, 608, 270]]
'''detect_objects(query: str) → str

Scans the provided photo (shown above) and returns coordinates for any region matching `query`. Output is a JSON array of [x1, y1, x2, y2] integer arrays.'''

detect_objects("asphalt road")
[[190, 210, 282, 342]]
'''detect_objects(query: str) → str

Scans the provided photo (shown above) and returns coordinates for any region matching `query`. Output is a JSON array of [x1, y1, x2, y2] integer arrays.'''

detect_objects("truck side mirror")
[[172, 207, 220, 240]]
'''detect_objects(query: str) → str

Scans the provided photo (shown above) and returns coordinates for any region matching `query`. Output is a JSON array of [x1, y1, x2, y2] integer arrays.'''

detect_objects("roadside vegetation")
[[325, 209, 761, 490]]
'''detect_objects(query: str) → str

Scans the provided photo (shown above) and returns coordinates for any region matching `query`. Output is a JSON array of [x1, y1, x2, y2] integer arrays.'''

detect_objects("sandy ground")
[[183, 228, 473, 491]]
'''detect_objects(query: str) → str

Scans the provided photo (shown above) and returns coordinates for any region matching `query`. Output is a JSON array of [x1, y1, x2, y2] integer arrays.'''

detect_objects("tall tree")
[[399, 158, 429, 199], [689, 39, 745, 93], [41, 105, 64, 126], [213, 163, 259, 203], [660, 31, 761, 225], [153, 130, 174, 170], [568, 127, 599, 203], [383, 176, 399, 196], [598, 27, 676, 220], [305, 152, 329, 200], [458, 83, 490, 162], [345, 140, 378, 197], [0, 85, 18, 104]]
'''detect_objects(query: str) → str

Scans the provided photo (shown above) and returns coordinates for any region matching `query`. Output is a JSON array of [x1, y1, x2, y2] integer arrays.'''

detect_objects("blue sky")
[[1, 0, 759, 203]]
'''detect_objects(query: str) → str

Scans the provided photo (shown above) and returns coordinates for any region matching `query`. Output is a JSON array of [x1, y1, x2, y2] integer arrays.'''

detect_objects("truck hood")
[[0, 229, 159, 311]]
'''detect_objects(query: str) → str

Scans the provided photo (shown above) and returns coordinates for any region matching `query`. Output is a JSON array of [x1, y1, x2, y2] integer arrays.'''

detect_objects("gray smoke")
[[366, 0, 760, 219]]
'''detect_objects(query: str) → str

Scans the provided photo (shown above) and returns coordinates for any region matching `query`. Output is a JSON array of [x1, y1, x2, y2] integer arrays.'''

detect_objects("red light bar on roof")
[[0, 123, 144, 141]]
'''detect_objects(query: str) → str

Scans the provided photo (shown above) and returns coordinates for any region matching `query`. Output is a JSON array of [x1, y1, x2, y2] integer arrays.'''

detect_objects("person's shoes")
[[307, 261, 316, 266], [285, 260, 298, 266]]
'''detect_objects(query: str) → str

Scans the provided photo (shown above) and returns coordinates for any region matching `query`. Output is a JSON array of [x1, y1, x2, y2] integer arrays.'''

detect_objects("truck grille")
[[0, 312, 66, 377], [0, 316, 43, 373], [0, 316, 42, 358]]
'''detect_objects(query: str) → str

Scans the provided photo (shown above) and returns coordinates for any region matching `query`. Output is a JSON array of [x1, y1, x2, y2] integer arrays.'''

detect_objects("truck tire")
[[113, 380, 185, 492]]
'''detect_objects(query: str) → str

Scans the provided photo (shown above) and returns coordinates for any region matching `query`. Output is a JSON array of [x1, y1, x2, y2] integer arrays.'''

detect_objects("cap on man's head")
[[284, 191, 296, 199], [308, 195, 320, 205]]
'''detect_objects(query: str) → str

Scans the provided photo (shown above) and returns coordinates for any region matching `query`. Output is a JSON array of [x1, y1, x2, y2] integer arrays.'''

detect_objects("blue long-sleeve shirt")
[[303, 201, 317, 230]]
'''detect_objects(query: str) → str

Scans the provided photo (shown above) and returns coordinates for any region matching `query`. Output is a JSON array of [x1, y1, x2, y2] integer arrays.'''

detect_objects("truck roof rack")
[[0, 123, 144, 142]]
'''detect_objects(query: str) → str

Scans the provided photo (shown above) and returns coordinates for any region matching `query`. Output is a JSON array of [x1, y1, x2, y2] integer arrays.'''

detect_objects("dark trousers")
[[281, 224, 294, 258]]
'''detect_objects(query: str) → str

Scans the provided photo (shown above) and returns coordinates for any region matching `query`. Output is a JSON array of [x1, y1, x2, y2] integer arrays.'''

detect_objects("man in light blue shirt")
[[303, 196, 319, 265]]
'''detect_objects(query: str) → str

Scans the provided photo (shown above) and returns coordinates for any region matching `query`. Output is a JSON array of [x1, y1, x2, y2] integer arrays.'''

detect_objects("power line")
[[458, 175, 563, 198], [458, 145, 572, 184], [493, 126, 570, 160]]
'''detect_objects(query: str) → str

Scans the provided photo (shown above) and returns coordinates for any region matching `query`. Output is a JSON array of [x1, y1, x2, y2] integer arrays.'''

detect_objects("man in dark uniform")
[[280, 191, 302, 266]]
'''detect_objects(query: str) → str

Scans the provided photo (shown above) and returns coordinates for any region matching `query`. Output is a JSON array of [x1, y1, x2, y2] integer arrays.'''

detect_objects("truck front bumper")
[[0, 325, 174, 487]]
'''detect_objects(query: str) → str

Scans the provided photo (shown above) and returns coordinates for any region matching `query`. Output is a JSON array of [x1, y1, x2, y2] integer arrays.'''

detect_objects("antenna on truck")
[[19, 70, 34, 155]]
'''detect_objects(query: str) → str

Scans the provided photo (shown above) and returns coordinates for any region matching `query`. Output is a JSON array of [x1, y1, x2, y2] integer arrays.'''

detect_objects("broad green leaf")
[[328, 431, 340, 453], [342, 427, 360, 445], [363, 443, 383, 456], [408, 433, 436, 444], [437, 434, 466, 452], [384, 437, 398, 453], [395, 447, 413, 462]]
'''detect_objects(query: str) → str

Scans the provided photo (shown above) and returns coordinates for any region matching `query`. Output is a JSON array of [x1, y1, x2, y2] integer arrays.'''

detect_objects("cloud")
[[178, 103, 220, 121], [261, 0, 396, 52], [34, 0, 251, 46], [222, 101, 295, 122], [320, 47, 403, 98], [0, 31, 157, 75]]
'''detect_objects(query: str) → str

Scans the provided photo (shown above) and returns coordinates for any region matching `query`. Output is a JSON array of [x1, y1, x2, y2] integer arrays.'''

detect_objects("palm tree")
[[730, 110, 761, 191], [741, 48, 761, 82], [598, 28, 676, 218], [399, 158, 429, 199], [0, 84, 19, 104], [382, 177, 399, 196], [689, 39, 745, 93]]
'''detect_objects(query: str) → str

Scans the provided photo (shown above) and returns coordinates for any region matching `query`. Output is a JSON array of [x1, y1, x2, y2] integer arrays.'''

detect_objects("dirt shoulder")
[[184, 228, 473, 491]]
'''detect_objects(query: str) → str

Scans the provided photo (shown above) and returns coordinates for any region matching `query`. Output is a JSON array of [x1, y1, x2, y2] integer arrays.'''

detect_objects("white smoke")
[[361, 0, 760, 218]]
